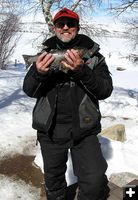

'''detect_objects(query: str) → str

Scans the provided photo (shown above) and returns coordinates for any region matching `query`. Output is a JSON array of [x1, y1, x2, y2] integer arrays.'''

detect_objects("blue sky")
[[88, 0, 137, 23], [81, 1, 118, 23]]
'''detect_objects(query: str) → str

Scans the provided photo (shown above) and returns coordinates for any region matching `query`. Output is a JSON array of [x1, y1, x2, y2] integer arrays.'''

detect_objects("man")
[[23, 8, 113, 200]]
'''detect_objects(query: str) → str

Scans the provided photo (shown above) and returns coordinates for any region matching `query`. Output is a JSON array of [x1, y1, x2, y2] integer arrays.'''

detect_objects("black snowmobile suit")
[[23, 34, 113, 140], [23, 34, 113, 200]]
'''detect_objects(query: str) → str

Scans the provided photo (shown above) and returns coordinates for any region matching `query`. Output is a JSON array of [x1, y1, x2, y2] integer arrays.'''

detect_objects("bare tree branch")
[[108, 0, 138, 50], [0, 1, 21, 69], [109, 0, 138, 16]]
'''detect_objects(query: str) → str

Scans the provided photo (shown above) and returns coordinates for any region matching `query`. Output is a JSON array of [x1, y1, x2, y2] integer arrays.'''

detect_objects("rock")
[[109, 172, 138, 187], [116, 67, 126, 71], [100, 124, 126, 142]]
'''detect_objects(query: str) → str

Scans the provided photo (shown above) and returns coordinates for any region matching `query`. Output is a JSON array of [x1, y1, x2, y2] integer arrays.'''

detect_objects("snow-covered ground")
[[0, 26, 138, 199]]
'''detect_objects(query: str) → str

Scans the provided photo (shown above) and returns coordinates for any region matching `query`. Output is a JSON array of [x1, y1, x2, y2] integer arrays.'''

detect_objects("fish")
[[22, 44, 99, 72]]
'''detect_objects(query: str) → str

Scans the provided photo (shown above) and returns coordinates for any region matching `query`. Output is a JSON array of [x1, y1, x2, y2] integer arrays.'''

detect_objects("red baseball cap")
[[53, 8, 79, 23]]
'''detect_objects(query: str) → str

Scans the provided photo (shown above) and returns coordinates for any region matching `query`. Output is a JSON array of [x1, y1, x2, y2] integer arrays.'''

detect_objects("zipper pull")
[[70, 81, 75, 87]]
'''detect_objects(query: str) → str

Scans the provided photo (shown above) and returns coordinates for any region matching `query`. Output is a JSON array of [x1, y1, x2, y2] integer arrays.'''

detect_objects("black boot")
[[45, 186, 67, 200]]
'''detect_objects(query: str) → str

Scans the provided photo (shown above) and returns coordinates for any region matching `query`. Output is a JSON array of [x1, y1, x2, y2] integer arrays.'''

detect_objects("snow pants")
[[37, 133, 110, 200]]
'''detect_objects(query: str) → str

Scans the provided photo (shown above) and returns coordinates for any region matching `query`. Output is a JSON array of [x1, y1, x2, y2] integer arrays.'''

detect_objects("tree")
[[0, 1, 21, 69], [18, 0, 103, 34], [40, 0, 103, 34], [109, 0, 138, 49], [109, 0, 138, 15]]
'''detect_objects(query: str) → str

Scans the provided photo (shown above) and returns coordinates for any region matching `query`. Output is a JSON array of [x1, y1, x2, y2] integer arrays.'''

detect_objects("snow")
[[0, 175, 40, 200], [0, 25, 138, 199]]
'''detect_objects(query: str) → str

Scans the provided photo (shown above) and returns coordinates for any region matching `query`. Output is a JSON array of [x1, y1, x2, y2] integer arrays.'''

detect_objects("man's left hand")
[[61, 49, 84, 71]]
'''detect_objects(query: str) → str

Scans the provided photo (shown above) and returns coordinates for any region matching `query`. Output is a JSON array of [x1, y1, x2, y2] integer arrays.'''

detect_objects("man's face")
[[53, 17, 79, 43]]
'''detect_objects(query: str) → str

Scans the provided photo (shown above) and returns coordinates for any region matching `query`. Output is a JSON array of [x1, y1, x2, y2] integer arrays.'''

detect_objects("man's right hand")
[[36, 52, 55, 75]]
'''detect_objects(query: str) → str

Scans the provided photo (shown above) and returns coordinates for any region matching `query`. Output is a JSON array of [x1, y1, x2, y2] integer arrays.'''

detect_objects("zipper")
[[79, 80, 97, 100], [32, 82, 42, 97]]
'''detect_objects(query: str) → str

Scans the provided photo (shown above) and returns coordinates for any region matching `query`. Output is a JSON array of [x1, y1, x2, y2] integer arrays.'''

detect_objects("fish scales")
[[22, 47, 98, 72], [22, 49, 87, 69]]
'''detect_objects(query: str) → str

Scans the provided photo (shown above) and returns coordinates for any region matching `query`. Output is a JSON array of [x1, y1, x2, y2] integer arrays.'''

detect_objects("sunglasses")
[[55, 20, 78, 28]]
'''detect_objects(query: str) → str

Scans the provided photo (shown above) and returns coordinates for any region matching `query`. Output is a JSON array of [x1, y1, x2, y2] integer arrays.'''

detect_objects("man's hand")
[[36, 52, 55, 75], [61, 49, 84, 71]]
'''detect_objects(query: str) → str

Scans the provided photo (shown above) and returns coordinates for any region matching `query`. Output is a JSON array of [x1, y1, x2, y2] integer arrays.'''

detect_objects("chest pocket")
[[32, 97, 51, 131], [79, 94, 101, 129]]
